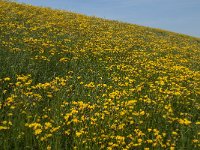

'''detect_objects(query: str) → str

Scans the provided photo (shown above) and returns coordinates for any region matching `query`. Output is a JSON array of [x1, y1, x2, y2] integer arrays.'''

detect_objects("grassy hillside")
[[0, 1, 200, 149]]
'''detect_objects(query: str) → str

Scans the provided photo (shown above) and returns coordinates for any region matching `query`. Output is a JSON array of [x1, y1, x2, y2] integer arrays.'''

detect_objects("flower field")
[[0, 1, 200, 149]]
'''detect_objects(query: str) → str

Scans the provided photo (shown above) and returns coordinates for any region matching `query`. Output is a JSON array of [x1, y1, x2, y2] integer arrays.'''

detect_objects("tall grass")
[[0, 1, 200, 149]]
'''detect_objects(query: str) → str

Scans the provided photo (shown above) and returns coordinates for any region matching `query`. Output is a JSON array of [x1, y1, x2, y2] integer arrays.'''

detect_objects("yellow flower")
[[34, 129, 42, 135], [59, 57, 68, 62], [172, 131, 178, 136], [65, 129, 70, 135], [116, 135, 125, 142], [138, 138, 143, 143], [192, 139, 198, 143], [85, 82, 95, 88], [4, 77, 10, 81], [72, 118, 79, 123], [170, 147, 175, 150], [44, 122, 52, 129], [50, 126, 60, 133], [140, 111, 145, 115], [178, 118, 191, 125], [147, 139, 153, 143], [0, 126, 9, 130], [148, 128, 152, 132], [47, 145, 51, 150], [118, 123, 125, 130], [76, 131, 82, 137], [195, 121, 200, 125]]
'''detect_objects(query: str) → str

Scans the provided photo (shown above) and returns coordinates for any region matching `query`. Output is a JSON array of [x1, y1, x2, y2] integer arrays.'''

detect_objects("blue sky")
[[16, 0, 200, 37]]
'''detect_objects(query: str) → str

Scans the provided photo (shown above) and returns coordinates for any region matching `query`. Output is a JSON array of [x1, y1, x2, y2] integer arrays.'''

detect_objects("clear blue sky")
[[16, 0, 200, 37]]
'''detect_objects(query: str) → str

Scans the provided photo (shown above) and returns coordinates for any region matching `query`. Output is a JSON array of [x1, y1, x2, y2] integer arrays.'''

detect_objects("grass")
[[0, 0, 200, 149]]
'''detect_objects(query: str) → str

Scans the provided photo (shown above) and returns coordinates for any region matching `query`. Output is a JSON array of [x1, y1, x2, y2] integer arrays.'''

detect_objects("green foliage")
[[0, 1, 200, 149]]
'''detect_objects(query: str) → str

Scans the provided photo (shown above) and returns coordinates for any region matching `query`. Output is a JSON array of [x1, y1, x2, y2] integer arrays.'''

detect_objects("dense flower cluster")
[[0, 0, 200, 149]]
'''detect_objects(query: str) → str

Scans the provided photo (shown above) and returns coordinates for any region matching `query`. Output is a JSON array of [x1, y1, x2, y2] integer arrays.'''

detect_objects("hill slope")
[[0, 1, 200, 149]]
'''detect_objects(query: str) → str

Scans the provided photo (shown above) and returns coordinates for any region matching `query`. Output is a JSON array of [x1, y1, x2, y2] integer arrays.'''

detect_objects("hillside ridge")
[[0, 1, 200, 150]]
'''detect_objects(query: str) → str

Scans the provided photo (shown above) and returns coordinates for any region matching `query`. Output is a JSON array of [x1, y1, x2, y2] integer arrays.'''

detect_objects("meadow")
[[0, 1, 200, 149]]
